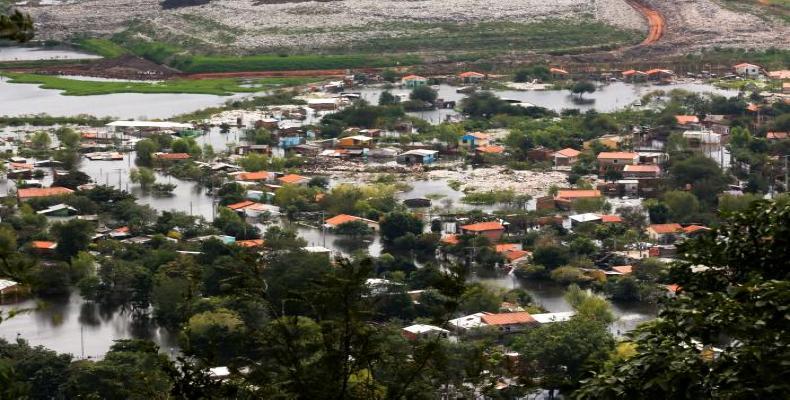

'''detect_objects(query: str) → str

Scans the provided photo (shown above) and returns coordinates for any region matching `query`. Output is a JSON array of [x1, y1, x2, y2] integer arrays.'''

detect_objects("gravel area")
[[427, 167, 568, 198], [22, 0, 644, 51]]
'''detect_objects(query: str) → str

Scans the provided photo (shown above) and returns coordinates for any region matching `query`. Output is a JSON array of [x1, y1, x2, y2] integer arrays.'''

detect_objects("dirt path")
[[625, 0, 665, 45]]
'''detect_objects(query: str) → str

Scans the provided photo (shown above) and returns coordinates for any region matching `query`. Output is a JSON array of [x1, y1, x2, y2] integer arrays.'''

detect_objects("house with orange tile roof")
[[683, 225, 710, 237], [675, 115, 700, 126], [237, 239, 264, 248], [480, 312, 537, 333], [461, 132, 490, 149], [460, 221, 506, 241], [17, 187, 74, 201], [153, 152, 191, 161], [458, 71, 486, 83], [623, 164, 661, 178], [553, 148, 581, 166], [766, 132, 788, 141], [600, 214, 623, 224], [30, 241, 57, 255], [733, 63, 761, 77], [622, 69, 647, 82], [234, 171, 275, 182], [324, 214, 380, 231], [597, 151, 639, 175], [555, 189, 601, 201], [441, 234, 460, 245], [475, 145, 505, 155], [647, 223, 683, 243], [645, 69, 674, 81], [550, 67, 569, 79], [502, 249, 531, 264], [277, 174, 309, 185], [226, 200, 256, 211]]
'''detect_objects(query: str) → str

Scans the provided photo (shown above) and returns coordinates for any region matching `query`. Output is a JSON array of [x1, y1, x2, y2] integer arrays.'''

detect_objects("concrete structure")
[[623, 164, 661, 178], [458, 71, 485, 84], [461, 132, 490, 149], [733, 63, 761, 77], [553, 148, 581, 166], [647, 223, 683, 244], [401, 75, 428, 88], [402, 324, 450, 341], [397, 149, 438, 165]]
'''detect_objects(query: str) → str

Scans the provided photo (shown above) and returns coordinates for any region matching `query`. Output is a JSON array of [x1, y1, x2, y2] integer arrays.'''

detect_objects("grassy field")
[[72, 19, 637, 73], [77, 38, 129, 58], [179, 54, 423, 73], [0, 73, 320, 95], [323, 20, 639, 55]]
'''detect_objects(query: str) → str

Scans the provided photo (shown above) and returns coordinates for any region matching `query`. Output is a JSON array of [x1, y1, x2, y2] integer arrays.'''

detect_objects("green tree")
[[129, 167, 156, 190], [183, 308, 245, 365], [134, 139, 158, 166], [410, 85, 438, 104], [51, 219, 94, 259], [458, 282, 501, 314], [63, 340, 174, 400], [575, 201, 790, 399], [669, 154, 729, 205], [565, 284, 615, 324], [29, 131, 51, 151], [379, 212, 423, 242], [513, 318, 614, 397], [662, 190, 700, 222], [378, 90, 398, 106], [571, 81, 596, 99], [532, 243, 570, 270]]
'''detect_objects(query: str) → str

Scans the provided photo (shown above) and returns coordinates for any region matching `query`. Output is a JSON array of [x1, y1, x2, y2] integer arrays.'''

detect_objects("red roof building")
[[235, 171, 274, 182], [18, 187, 74, 200], [31, 241, 57, 250], [481, 312, 537, 333], [324, 214, 379, 230], [277, 174, 309, 185], [227, 200, 256, 211], [675, 115, 700, 125], [460, 221, 505, 241], [237, 239, 264, 248], [600, 215, 622, 223], [555, 190, 601, 201]]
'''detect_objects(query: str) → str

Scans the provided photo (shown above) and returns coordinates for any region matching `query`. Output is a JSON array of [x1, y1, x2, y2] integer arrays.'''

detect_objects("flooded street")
[[0, 293, 179, 359]]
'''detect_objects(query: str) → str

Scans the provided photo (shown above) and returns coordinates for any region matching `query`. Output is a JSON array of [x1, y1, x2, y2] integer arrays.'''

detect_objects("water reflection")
[[0, 293, 179, 358]]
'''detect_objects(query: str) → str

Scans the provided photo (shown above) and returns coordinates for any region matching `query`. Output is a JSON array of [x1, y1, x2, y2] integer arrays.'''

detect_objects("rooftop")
[[555, 148, 581, 157], [556, 189, 601, 200], [597, 152, 638, 160], [460, 221, 505, 232], [481, 312, 536, 326], [18, 187, 74, 199], [649, 223, 683, 234], [278, 174, 308, 184]]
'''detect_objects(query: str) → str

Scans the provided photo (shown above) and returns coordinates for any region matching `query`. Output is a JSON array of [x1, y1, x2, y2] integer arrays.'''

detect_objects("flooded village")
[[0, 43, 788, 397]]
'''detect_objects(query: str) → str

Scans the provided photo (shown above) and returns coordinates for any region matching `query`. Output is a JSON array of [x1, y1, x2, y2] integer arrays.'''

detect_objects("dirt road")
[[625, 0, 665, 45]]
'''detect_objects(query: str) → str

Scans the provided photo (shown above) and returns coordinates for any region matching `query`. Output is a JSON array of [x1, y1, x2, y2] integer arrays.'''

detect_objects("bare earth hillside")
[[18, 0, 789, 54]]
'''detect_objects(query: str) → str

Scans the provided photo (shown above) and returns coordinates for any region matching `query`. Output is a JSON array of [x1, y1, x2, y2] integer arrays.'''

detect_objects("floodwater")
[[0, 78, 247, 119], [358, 82, 741, 124], [471, 273, 658, 336], [0, 293, 179, 359], [0, 47, 101, 61]]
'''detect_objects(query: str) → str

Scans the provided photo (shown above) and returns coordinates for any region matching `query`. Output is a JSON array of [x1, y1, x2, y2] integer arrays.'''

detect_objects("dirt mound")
[[32, 54, 181, 80]]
